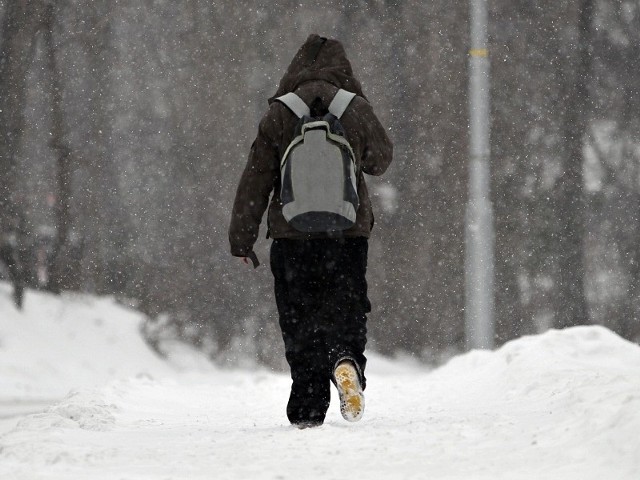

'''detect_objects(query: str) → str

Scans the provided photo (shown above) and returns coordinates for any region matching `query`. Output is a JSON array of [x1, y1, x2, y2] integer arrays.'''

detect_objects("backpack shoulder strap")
[[275, 93, 310, 118], [328, 89, 356, 119]]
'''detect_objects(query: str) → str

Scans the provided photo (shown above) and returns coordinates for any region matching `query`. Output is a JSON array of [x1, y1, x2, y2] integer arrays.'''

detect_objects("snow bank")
[[0, 282, 210, 401], [425, 326, 640, 478]]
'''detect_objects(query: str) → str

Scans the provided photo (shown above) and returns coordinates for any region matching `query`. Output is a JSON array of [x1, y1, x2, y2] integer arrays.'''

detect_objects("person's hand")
[[238, 252, 259, 268]]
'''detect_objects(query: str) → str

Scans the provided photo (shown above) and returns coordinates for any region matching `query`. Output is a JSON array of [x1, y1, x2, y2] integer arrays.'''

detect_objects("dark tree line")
[[1, 0, 638, 365]]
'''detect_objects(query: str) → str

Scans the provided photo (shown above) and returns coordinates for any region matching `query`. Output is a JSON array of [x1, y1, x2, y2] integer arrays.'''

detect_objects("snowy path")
[[1, 287, 639, 479], [2, 327, 640, 480]]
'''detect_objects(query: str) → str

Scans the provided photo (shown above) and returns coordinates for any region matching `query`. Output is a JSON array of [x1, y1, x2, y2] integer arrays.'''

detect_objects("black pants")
[[270, 237, 370, 425]]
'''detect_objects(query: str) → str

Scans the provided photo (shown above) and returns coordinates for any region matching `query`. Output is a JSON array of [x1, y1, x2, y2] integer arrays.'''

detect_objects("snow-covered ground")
[[1, 282, 639, 479]]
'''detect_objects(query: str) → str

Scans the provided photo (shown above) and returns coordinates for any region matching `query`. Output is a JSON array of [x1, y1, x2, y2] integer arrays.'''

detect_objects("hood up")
[[268, 34, 366, 104]]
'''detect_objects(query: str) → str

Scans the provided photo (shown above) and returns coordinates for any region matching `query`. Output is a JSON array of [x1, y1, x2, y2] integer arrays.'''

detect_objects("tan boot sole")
[[334, 362, 365, 422]]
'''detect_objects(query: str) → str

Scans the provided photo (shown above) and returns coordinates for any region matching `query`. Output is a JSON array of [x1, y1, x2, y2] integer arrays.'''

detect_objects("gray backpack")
[[275, 89, 359, 233]]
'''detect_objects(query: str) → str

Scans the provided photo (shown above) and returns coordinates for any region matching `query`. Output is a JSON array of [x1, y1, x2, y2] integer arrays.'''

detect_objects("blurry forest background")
[[1, 0, 639, 366]]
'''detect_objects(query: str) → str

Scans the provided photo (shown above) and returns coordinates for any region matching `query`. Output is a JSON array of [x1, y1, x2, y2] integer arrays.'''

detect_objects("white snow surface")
[[1, 282, 639, 479]]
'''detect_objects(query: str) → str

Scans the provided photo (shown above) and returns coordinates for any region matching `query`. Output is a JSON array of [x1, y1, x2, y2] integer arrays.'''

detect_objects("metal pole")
[[465, 0, 495, 350]]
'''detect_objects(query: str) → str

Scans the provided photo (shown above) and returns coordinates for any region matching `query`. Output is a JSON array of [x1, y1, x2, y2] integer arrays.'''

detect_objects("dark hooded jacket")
[[229, 34, 393, 258]]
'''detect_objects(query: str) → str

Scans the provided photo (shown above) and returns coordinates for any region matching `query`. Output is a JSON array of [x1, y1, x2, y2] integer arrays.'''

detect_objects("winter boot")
[[334, 360, 364, 422]]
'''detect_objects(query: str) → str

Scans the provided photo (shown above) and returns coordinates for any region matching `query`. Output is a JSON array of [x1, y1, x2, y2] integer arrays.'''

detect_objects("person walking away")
[[229, 34, 392, 428]]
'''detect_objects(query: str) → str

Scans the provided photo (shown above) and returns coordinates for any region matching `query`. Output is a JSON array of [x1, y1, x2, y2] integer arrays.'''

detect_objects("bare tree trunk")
[[80, 3, 130, 294], [0, 0, 47, 226], [554, 0, 593, 329], [42, 3, 75, 293]]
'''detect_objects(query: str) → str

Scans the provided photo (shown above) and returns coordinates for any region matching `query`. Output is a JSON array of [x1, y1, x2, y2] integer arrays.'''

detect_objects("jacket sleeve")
[[358, 99, 393, 176], [228, 106, 280, 257]]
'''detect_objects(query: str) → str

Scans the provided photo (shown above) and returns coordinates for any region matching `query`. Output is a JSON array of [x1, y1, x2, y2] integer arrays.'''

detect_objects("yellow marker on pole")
[[469, 48, 488, 57]]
